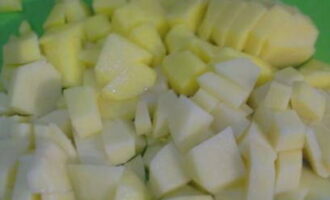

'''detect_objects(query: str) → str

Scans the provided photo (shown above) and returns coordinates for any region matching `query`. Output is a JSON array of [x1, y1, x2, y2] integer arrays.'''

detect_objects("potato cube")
[[187, 128, 245, 194], [64, 0, 90, 23], [101, 120, 136, 165], [93, 0, 127, 17], [198, 72, 247, 107], [191, 89, 219, 112], [291, 81, 326, 122], [135, 99, 152, 136], [64, 86, 102, 138], [274, 67, 304, 86], [8, 60, 62, 116], [150, 143, 190, 197], [300, 59, 330, 89], [84, 15, 111, 42], [162, 51, 208, 95], [68, 164, 124, 200], [43, 2, 66, 30], [313, 123, 330, 169], [124, 155, 146, 181], [98, 96, 138, 121], [37, 109, 72, 137]]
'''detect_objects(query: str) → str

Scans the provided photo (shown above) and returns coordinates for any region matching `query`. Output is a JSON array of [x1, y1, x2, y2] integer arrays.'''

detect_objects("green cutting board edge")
[[0, 0, 329, 66]]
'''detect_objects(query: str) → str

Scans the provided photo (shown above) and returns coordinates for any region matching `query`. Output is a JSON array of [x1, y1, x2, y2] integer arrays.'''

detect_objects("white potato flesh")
[[135, 99, 152, 136]]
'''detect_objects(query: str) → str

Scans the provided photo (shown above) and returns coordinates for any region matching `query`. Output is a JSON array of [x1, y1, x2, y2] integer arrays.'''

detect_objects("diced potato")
[[124, 155, 146, 181], [98, 96, 138, 121], [244, 5, 292, 56], [41, 23, 84, 87], [300, 167, 330, 199], [304, 128, 330, 178], [8, 60, 62, 116], [64, 0, 90, 23], [168, 96, 213, 152], [191, 89, 219, 112], [198, 72, 248, 108], [249, 81, 292, 111], [225, 2, 267, 50], [68, 164, 124, 200], [93, 0, 127, 17], [3, 33, 41, 65], [95, 34, 152, 86], [27, 142, 71, 193], [275, 150, 302, 194], [143, 142, 164, 168], [212, 103, 250, 139], [214, 58, 260, 93], [129, 24, 166, 66], [211, 0, 247, 47], [84, 15, 111, 42], [197, 0, 229, 40], [312, 123, 330, 169], [0, 93, 10, 115], [82, 68, 99, 92], [12, 155, 39, 200], [79, 45, 101, 68], [135, 99, 152, 136], [0, 0, 21, 12], [162, 51, 208, 95], [274, 67, 305, 86], [74, 134, 110, 165], [37, 109, 72, 137], [114, 169, 150, 200], [211, 47, 274, 86], [268, 110, 305, 151], [0, 139, 28, 199], [101, 120, 136, 165], [149, 143, 190, 197], [167, 0, 207, 32], [246, 134, 277, 200], [112, 0, 167, 36], [64, 86, 102, 138], [291, 81, 326, 122], [101, 64, 156, 100], [300, 59, 330, 89], [43, 2, 66, 30], [187, 128, 245, 194]]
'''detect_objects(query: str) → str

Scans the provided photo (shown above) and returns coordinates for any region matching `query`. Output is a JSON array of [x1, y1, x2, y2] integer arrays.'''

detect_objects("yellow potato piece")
[[300, 59, 330, 89]]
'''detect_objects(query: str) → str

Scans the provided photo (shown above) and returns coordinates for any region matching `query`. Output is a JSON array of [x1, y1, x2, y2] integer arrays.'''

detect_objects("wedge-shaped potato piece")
[[253, 105, 276, 134], [214, 58, 260, 94], [198, 72, 248, 108], [249, 81, 292, 111], [68, 164, 124, 200], [312, 123, 330, 169], [212, 0, 247, 47], [3, 32, 41, 65], [95, 34, 152, 86], [275, 150, 303, 194], [43, 2, 66, 30], [64, 0, 90, 23], [149, 143, 190, 197], [244, 5, 292, 56], [93, 0, 127, 17], [300, 59, 330, 89], [291, 81, 326, 122], [152, 90, 178, 138], [112, 0, 167, 35], [304, 128, 330, 178], [12, 155, 39, 200], [260, 12, 318, 68], [187, 128, 245, 194], [212, 103, 250, 139], [27, 142, 71, 193], [84, 15, 111, 42], [101, 64, 156, 100], [162, 51, 208, 95], [226, 1, 267, 50], [101, 120, 136, 165], [168, 96, 213, 152], [135, 99, 152, 136], [274, 67, 304, 86], [211, 47, 273, 85], [114, 169, 150, 200], [198, 0, 229, 40], [167, 0, 207, 32], [74, 134, 110, 165], [0, 139, 28, 199], [98, 96, 138, 121], [191, 89, 219, 113], [8, 60, 61, 116], [41, 23, 84, 87], [37, 109, 72, 137], [269, 110, 305, 151], [246, 133, 277, 200], [129, 23, 166, 66], [64, 86, 102, 138]]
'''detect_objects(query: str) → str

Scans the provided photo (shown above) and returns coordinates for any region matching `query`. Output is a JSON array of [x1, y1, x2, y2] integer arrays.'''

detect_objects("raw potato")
[[274, 67, 305, 86], [186, 128, 245, 194], [8, 60, 62, 116], [191, 89, 219, 113], [135, 99, 152, 136], [300, 59, 330, 89]]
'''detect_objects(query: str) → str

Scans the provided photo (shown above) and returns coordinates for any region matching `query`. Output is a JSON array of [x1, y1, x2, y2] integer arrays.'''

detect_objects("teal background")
[[0, 0, 329, 65]]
